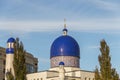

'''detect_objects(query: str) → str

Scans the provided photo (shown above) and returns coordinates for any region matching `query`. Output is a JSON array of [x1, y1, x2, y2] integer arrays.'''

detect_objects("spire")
[[63, 19, 68, 36], [64, 19, 66, 29]]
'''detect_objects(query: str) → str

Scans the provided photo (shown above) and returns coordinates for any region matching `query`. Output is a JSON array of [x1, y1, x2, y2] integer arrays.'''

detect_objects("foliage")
[[111, 68, 119, 80], [95, 40, 119, 80], [13, 38, 26, 80], [6, 71, 14, 80], [95, 67, 100, 80]]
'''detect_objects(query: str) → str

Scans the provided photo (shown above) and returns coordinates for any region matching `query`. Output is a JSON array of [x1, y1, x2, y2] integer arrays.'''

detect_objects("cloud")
[[0, 18, 120, 33], [89, 0, 120, 12], [0, 20, 62, 32]]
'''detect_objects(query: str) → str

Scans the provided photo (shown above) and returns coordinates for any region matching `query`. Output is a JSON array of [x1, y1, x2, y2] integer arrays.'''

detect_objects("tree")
[[6, 38, 26, 80], [111, 68, 119, 80], [95, 67, 100, 80], [99, 39, 112, 80], [95, 40, 119, 80], [13, 38, 26, 80], [6, 71, 14, 80]]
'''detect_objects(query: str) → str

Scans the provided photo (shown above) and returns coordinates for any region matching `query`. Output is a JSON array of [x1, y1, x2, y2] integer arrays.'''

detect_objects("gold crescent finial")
[[64, 18, 66, 29]]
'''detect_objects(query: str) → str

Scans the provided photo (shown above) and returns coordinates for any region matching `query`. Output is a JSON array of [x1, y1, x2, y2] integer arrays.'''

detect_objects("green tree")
[[13, 38, 26, 80], [99, 40, 111, 80], [111, 68, 119, 80], [95, 67, 100, 80], [6, 71, 14, 80], [95, 40, 119, 80]]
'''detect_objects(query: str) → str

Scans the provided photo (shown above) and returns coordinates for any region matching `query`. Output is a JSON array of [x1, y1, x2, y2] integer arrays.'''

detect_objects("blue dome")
[[7, 37, 15, 43], [50, 35, 80, 58], [59, 62, 65, 65], [63, 28, 68, 32]]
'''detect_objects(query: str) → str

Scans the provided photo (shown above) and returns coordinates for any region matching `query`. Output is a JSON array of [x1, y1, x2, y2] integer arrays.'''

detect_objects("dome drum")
[[50, 56, 79, 68]]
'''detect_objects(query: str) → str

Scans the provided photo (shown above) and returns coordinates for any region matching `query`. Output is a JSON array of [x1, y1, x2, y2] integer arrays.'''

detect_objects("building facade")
[[0, 47, 6, 80], [25, 52, 38, 73], [0, 46, 38, 80]]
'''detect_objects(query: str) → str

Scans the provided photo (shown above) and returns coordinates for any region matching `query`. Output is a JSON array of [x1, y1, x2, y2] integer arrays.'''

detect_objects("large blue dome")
[[50, 35, 80, 58]]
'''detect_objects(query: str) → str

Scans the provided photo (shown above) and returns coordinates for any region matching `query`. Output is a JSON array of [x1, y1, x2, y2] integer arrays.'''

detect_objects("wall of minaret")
[[5, 39, 15, 80]]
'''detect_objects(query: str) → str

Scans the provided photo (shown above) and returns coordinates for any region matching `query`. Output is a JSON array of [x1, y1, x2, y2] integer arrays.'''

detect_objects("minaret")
[[5, 37, 15, 80]]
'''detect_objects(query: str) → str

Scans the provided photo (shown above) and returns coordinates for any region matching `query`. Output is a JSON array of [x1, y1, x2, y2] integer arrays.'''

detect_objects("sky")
[[0, 0, 120, 74]]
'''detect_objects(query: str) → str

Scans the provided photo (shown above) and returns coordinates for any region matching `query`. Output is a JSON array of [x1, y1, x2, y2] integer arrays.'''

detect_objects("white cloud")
[[89, 0, 120, 12], [0, 18, 120, 33], [73, 18, 120, 30], [0, 21, 62, 32]]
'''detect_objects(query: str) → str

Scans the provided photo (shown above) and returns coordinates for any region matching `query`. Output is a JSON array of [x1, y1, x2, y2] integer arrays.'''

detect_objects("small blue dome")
[[59, 62, 65, 65], [7, 37, 15, 43], [6, 48, 14, 54], [50, 35, 80, 58], [63, 28, 68, 32]]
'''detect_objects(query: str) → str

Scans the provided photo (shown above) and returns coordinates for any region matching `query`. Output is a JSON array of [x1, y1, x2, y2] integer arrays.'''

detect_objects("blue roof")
[[50, 35, 80, 58], [59, 62, 65, 65], [6, 48, 14, 54], [7, 37, 15, 43]]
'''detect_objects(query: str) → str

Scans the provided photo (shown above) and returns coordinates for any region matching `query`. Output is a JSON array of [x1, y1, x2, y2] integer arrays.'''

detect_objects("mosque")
[[5, 23, 95, 80]]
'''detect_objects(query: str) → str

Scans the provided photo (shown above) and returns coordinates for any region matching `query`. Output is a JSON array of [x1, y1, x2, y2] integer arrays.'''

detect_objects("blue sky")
[[0, 0, 120, 74]]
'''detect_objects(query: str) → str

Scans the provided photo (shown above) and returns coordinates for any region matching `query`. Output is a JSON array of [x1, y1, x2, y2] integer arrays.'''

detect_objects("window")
[[35, 63, 37, 66], [26, 63, 35, 73]]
